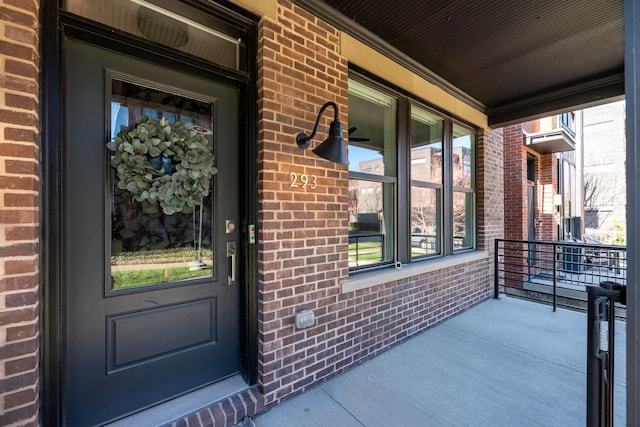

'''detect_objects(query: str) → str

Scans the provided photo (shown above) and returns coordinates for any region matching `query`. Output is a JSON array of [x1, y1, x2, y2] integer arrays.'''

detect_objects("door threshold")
[[105, 375, 247, 427]]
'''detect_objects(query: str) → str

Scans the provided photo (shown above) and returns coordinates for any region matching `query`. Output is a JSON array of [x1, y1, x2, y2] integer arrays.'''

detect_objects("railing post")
[[494, 239, 500, 299], [552, 242, 557, 312], [354, 237, 359, 266]]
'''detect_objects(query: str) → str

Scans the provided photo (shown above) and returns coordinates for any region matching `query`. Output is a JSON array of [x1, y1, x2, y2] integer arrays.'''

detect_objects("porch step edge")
[[163, 383, 265, 427], [106, 375, 257, 427]]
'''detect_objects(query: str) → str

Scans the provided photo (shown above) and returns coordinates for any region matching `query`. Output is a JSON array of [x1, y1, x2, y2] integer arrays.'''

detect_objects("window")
[[348, 77, 476, 271], [451, 124, 475, 251], [410, 108, 443, 257], [560, 111, 576, 137], [347, 80, 396, 269], [527, 154, 536, 182], [559, 151, 578, 240]]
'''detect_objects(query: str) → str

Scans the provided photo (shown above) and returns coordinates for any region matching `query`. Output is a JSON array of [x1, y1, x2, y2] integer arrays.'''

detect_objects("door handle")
[[226, 241, 236, 285]]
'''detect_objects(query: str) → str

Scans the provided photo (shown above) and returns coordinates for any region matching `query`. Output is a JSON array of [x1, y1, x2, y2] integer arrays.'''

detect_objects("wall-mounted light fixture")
[[295, 101, 347, 165], [138, 7, 189, 48]]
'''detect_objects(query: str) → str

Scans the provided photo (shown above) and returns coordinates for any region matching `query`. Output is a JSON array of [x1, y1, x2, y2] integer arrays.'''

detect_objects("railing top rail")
[[495, 238, 626, 252]]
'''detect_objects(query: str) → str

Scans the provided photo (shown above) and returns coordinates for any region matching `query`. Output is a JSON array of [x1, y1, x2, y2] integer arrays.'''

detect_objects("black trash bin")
[[562, 239, 585, 272]]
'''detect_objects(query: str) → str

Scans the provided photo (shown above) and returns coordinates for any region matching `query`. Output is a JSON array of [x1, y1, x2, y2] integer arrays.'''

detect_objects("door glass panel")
[[108, 79, 215, 290]]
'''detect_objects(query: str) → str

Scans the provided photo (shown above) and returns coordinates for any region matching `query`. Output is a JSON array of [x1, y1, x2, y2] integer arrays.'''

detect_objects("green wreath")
[[107, 115, 217, 215]]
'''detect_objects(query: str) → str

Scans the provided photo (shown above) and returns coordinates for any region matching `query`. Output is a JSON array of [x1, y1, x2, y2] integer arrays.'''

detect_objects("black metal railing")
[[494, 239, 627, 311]]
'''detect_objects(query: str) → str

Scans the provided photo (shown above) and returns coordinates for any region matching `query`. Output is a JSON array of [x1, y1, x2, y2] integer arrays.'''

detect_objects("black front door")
[[63, 39, 241, 425]]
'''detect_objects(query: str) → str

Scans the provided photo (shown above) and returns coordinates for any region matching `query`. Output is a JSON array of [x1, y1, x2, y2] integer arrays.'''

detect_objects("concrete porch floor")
[[251, 297, 626, 427]]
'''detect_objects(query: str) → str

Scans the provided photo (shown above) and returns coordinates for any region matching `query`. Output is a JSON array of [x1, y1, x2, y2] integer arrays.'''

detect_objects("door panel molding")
[[106, 298, 217, 373]]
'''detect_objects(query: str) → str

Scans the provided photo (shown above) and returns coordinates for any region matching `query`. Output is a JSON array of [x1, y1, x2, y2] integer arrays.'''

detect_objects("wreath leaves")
[[107, 115, 217, 215]]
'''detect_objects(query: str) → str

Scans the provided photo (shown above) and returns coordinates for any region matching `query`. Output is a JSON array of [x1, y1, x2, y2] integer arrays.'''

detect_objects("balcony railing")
[[560, 111, 576, 138], [494, 239, 627, 312], [524, 113, 577, 154]]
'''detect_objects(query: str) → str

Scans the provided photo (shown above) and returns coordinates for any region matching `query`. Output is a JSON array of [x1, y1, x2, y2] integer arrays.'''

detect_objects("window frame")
[[408, 103, 445, 259], [449, 121, 477, 253], [348, 74, 477, 273], [346, 79, 399, 271]]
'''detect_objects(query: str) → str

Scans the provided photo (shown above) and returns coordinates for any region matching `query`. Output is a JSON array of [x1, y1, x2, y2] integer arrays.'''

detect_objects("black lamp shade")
[[295, 101, 347, 165], [312, 120, 347, 165]]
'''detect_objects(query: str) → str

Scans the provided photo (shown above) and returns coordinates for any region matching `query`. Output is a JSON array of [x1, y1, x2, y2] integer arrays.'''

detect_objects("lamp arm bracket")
[[296, 101, 339, 149]]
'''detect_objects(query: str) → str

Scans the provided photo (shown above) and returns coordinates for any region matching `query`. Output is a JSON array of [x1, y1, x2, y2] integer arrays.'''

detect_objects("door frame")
[[40, 1, 259, 424]]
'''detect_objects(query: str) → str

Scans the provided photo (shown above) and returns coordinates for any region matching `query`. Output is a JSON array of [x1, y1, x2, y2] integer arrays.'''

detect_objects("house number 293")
[[289, 172, 317, 189]]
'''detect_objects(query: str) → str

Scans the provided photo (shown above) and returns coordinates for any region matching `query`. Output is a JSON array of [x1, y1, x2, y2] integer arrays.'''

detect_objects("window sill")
[[341, 250, 489, 294]]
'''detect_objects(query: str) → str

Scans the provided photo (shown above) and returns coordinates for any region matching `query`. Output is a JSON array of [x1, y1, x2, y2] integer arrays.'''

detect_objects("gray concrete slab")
[[251, 297, 626, 427]]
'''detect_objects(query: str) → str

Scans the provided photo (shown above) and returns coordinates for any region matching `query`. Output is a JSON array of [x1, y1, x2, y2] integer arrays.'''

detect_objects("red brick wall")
[[256, 0, 501, 408], [537, 153, 559, 241], [503, 124, 527, 240], [478, 127, 504, 249], [0, 0, 40, 426], [522, 120, 538, 134]]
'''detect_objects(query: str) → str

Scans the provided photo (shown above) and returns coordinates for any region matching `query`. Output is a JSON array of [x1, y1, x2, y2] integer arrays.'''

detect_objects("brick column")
[[0, 1, 41, 426], [502, 124, 527, 240], [256, 0, 349, 405], [477, 126, 504, 248]]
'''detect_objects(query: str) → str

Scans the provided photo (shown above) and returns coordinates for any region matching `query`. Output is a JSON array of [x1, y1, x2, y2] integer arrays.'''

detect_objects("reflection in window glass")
[[410, 186, 440, 257], [411, 109, 443, 184], [347, 80, 396, 176], [452, 124, 474, 252], [109, 79, 214, 290], [348, 179, 394, 268], [452, 125, 475, 189], [453, 191, 474, 250], [410, 107, 443, 259]]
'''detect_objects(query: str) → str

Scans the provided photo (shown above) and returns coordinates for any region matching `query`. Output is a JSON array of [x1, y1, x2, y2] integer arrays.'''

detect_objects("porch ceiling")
[[296, 0, 624, 127]]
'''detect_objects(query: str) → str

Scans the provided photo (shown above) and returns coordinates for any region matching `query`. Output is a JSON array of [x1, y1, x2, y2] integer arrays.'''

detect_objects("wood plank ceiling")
[[296, 0, 624, 126]]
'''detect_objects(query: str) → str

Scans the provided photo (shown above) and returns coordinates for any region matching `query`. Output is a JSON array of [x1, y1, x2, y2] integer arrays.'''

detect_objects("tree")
[[583, 172, 616, 229]]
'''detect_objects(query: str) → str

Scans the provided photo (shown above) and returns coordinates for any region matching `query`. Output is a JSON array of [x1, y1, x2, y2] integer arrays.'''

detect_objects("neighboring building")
[[0, 1, 629, 426], [503, 113, 583, 243], [503, 101, 627, 247], [582, 100, 626, 245]]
